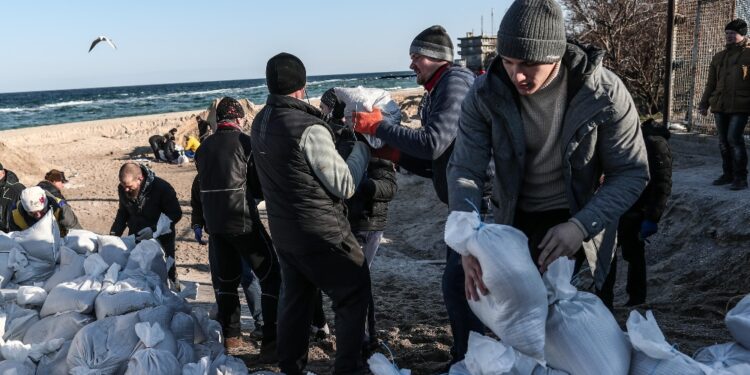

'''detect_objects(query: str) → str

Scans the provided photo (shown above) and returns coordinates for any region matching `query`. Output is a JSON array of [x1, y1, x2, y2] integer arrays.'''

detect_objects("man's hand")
[[538, 222, 585, 273], [352, 108, 383, 135], [135, 227, 154, 241], [193, 225, 206, 245], [462, 254, 489, 301]]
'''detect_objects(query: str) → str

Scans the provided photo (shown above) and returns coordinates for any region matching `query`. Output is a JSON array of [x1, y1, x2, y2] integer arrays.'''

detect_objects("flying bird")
[[88, 36, 117, 53]]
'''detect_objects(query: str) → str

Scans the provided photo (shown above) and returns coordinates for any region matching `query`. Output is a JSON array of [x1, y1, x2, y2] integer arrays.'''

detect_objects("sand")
[[1, 88, 747, 374]]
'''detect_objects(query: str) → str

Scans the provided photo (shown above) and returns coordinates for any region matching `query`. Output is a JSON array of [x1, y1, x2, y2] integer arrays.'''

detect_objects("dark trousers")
[[442, 246, 485, 363], [208, 236, 264, 326], [148, 136, 163, 161], [600, 211, 647, 307], [157, 232, 176, 282], [277, 247, 371, 375], [211, 224, 280, 344], [715, 113, 750, 180]]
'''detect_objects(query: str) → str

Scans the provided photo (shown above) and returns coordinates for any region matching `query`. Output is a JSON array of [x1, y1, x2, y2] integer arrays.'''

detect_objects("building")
[[457, 32, 497, 74]]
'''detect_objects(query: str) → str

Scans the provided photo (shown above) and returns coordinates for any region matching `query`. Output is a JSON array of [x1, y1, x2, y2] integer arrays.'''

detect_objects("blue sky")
[[0, 1, 513, 93]]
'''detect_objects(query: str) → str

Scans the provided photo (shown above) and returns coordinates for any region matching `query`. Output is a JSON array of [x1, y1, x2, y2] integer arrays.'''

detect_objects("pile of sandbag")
[[0, 212, 248, 375]]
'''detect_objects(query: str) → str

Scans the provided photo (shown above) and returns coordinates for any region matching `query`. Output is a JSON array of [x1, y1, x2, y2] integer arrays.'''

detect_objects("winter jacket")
[[110, 164, 182, 236], [194, 123, 263, 235], [448, 42, 649, 288], [251, 94, 370, 265], [629, 121, 672, 222], [375, 65, 475, 204], [10, 192, 81, 236], [190, 174, 204, 229], [699, 38, 750, 114], [0, 170, 25, 233], [347, 158, 397, 232], [37, 180, 66, 200]]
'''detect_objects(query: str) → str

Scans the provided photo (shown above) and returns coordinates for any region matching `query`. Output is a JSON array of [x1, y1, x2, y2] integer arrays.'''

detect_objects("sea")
[[0, 71, 418, 131]]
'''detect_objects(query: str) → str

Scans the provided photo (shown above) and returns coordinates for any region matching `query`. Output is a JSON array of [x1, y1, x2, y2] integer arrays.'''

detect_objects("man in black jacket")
[[0, 162, 26, 233], [110, 163, 182, 281], [194, 97, 281, 358], [252, 53, 371, 375]]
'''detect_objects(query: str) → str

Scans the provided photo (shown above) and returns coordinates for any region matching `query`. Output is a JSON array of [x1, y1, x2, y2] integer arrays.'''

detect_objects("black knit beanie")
[[266, 52, 306, 95], [726, 19, 748, 36], [497, 0, 567, 63], [216, 97, 245, 122], [410, 25, 454, 62]]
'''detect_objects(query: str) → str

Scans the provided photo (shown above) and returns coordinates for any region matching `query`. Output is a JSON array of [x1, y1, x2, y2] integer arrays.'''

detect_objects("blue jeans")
[[442, 246, 485, 363], [715, 113, 750, 179], [208, 236, 263, 326]]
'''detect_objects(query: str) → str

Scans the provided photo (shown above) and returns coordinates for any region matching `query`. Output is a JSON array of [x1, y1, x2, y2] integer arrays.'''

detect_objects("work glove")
[[372, 145, 401, 163], [640, 220, 658, 239], [352, 108, 383, 135], [135, 227, 154, 241], [538, 221, 585, 273], [193, 225, 206, 245]]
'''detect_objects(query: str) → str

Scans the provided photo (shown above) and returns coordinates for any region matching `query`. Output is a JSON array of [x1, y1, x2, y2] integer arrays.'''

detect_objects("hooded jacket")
[[110, 164, 182, 236], [448, 42, 649, 288], [0, 170, 25, 233], [699, 38, 750, 114]]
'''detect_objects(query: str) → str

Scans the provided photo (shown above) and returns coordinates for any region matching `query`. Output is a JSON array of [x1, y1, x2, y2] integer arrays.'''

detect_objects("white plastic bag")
[[182, 356, 210, 375], [208, 353, 249, 375], [455, 332, 569, 375], [334, 86, 402, 149], [693, 342, 750, 370], [94, 278, 157, 320], [368, 353, 411, 375], [726, 294, 750, 350], [23, 312, 94, 344], [444, 211, 548, 362], [2, 304, 40, 342], [41, 275, 103, 317], [10, 210, 61, 264], [36, 340, 72, 375], [0, 358, 36, 374], [97, 235, 132, 267], [44, 245, 85, 292], [153, 214, 173, 238], [67, 311, 141, 374], [64, 229, 99, 254], [543, 258, 630, 375], [124, 239, 168, 283], [124, 322, 181, 375], [16, 285, 47, 306]]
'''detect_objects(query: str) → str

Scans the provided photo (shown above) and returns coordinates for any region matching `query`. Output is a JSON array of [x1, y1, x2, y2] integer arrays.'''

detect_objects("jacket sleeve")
[[375, 73, 471, 160], [698, 55, 718, 110], [247, 153, 264, 200], [301, 124, 371, 199], [160, 182, 183, 226], [190, 175, 205, 228], [109, 189, 128, 236], [360, 160, 398, 203], [57, 200, 82, 230], [447, 82, 494, 213], [398, 153, 434, 178], [643, 136, 673, 222]]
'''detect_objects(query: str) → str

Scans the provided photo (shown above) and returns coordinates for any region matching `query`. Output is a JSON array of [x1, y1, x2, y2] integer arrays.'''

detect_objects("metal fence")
[[669, 0, 750, 133]]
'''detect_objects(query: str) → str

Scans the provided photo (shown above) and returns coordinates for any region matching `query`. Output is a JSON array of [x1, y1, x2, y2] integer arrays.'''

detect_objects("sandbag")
[[693, 342, 750, 370], [94, 278, 157, 320], [2, 304, 39, 342], [453, 332, 569, 375], [43, 246, 85, 292], [23, 312, 94, 345], [97, 235, 132, 267], [627, 310, 711, 375], [209, 353, 250, 375], [726, 294, 750, 350], [176, 339, 196, 366], [67, 311, 141, 375], [183, 356, 210, 375], [16, 285, 46, 306], [124, 322, 181, 375], [171, 312, 195, 343], [36, 340, 72, 375], [64, 229, 99, 254], [543, 258, 630, 375], [0, 246, 15, 288], [0, 358, 36, 374], [135, 305, 178, 354], [8, 245, 56, 285], [124, 239, 168, 284], [40, 254, 109, 317], [368, 353, 410, 375], [334, 86, 402, 149], [444, 211, 547, 362], [10, 210, 61, 263]]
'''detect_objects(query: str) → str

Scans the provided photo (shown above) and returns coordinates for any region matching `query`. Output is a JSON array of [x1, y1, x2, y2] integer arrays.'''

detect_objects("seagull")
[[88, 36, 117, 53]]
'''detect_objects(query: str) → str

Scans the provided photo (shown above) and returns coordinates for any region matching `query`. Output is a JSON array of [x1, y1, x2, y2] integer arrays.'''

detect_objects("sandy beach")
[[1, 88, 747, 374]]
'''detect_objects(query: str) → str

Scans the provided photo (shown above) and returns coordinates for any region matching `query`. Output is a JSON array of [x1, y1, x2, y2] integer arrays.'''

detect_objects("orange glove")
[[352, 108, 383, 135], [372, 145, 400, 163]]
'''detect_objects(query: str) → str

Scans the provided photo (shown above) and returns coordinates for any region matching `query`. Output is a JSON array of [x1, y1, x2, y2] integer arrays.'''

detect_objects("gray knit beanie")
[[497, 0, 567, 63], [410, 25, 454, 62]]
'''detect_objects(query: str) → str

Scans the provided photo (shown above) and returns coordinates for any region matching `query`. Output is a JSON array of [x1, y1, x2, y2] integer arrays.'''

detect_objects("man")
[[110, 163, 182, 281], [447, 0, 648, 331], [193, 97, 281, 357], [196, 115, 212, 141], [38, 169, 69, 200], [600, 119, 672, 308], [148, 128, 179, 162], [351, 25, 482, 363], [0, 162, 25, 233], [251, 53, 371, 375], [10, 186, 81, 236], [698, 19, 750, 190]]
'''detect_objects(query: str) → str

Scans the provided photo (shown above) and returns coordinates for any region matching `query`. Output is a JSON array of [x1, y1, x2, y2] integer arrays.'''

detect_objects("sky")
[[0, 1, 513, 93]]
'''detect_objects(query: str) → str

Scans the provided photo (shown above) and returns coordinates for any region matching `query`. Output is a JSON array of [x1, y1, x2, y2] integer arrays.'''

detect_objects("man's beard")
[[126, 190, 138, 199]]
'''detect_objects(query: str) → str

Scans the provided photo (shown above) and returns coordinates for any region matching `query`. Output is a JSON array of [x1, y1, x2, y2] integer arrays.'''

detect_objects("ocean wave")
[[39, 100, 94, 109], [306, 78, 359, 86], [0, 107, 25, 113]]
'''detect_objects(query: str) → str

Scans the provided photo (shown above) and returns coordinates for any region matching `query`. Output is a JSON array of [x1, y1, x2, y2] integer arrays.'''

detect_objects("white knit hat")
[[20, 186, 47, 212]]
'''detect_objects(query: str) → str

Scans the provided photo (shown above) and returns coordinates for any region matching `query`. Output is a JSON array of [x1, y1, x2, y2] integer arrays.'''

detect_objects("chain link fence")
[[670, 0, 749, 133]]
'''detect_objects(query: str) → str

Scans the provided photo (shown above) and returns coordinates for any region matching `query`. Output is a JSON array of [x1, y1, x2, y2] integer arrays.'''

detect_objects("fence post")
[[685, 0, 704, 132], [663, 0, 676, 127]]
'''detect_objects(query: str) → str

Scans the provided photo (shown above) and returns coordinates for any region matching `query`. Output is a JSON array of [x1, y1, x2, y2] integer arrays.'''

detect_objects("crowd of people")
[[3, 0, 750, 373]]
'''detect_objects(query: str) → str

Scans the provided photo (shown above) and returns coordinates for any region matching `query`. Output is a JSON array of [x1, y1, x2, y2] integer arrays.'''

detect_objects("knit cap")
[[410, 25, 454, 62], [726, 19, 748, 36], [216, 97, 245, 122], [266, 52, 306, 95], [497, 0, 567, 63]]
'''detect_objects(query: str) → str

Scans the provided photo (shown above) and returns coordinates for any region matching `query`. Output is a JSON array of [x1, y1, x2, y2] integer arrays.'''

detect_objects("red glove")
[[352, 108, 383, 135], [372, 145, 401, 163]]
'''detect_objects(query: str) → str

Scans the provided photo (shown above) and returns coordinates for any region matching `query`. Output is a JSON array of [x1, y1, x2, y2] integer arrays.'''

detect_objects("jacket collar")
[[423, 63, 450, 92], [0, 170, 19, 188], [266, 94, 326, 120]]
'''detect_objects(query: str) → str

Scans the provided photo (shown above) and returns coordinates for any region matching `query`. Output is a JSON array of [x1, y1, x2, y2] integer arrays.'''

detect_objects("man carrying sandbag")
[[0, 162, 25, 233], [110, 162, 182, 281], [447, 0, 649, 306], [11, 186, 81, 236], [251, 53, 371, 375]]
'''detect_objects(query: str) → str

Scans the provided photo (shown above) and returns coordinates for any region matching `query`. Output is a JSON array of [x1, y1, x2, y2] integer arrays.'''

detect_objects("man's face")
[[726, 30, 744, 44], [29, 207, 48, 220], [501, 56, 557, 96], [410, 54, 447, 85], [0, 170, 5, 181], [120, 175, 143, 199], [52, 180, 65, 191]]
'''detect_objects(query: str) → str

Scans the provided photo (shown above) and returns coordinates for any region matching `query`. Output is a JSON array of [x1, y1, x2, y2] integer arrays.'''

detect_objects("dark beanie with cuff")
[[726, 19, 748, 36], [497, 0, 567, 63], [410, 25, 454, 62], [266, 52, 306, 95], [216, 97, 245, 122]]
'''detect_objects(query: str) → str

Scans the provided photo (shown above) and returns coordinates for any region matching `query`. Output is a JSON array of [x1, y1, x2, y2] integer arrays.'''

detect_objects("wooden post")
[[663, 0, 676, 127]]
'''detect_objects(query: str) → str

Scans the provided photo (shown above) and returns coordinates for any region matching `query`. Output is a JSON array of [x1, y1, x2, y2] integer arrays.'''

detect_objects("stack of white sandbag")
[[0, 212, 249, 374], [688, 294, 750, 374]]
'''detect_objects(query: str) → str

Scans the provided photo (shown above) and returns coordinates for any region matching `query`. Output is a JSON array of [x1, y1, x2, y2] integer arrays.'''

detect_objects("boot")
[[259, 339, 279, 363], [713, 174, 734, 185], [730, 178, 748, 190], [715, 142, 734, 185]]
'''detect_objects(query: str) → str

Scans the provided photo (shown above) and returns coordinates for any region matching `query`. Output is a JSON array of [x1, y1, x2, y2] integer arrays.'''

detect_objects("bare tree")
[[562, 0, 668, 115]]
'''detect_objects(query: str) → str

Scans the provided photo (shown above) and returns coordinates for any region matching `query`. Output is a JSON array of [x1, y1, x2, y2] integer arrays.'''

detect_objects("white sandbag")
[[9, 245, 56, 285], [726, 294, 750, 350], [693, 342, 750, 370], [192, 307, 223, 345], [543, 258, 630, 375], [176, 340, 196, 366], [10, 210, 60, 263], [454, 332, 569, 375], [172, 312, 196, 343], [40, 275, 103, 317], [97, 235, 132, 267], [334, 86, 403, 149], [154, 286, 191, 314], [627, 310, 712, 375], [368, 353, 410, 375], [444, 211, 548, 362], [43, 246, 85, 292], [67, 311, 141, 375], [209, 353, 249, 375], [724, 364, 750, 374], [124, 322, 181, 375], [94, 278, 157, 320], [0, 358, 36, 374], [83, 253, 109, 276], [125, 239, 168, 283], [0, 232, 15, 251], [16, 285, 47, 306], [154, 213, 173, 238], [23, 312, 94, 344], [2, 304, 39, 342], [183, 356, 210, 375], [135, 305, 178, 354], [0, 249, 15, 288], [36, 340, 72, 375], [64, 229, 99, 254], [0, 337, 64, 362]]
